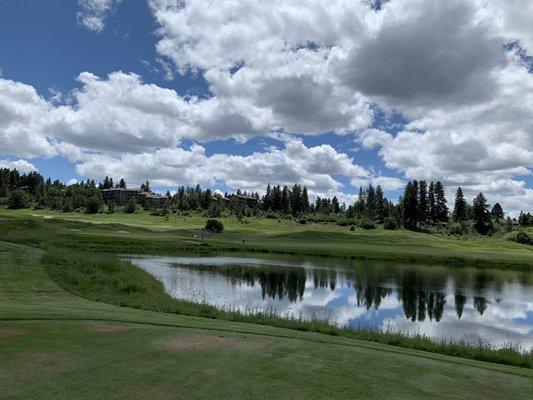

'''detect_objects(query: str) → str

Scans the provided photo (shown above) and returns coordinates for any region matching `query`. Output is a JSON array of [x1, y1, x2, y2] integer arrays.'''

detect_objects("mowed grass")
[[1, 241, 532, 400], [1, 208, 533, 268]]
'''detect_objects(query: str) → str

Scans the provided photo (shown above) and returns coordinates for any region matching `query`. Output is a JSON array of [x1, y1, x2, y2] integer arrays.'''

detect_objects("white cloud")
[[77, 0, 121, 32], [0, 159, 37, 173], [75, 139, 369, 198]]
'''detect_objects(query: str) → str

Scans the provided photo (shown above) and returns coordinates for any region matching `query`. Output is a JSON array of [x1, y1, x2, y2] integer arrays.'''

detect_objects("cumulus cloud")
[[0, 159, 37, 173], [77, 0, 121, 32], [75, 139, 369, 198]]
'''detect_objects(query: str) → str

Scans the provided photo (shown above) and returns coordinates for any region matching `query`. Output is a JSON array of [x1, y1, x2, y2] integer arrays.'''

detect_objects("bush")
[[205, 219, 224, 233], [383, 216, 398, 230], [447, 222, 466, 235], [85, 196, 102, 214], [298, 218, 307, 224], [205, 202, 222, 218], [7, 190, 31, 209], [350, 225, 355, 231], [124, 197, 138, 214], [505, 231, 532, 245], [360, 219, 376, 230]]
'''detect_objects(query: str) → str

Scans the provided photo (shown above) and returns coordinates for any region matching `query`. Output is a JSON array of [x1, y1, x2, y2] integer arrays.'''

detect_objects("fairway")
[[2, 209, 533, 268], [1, 241, 532, 399]]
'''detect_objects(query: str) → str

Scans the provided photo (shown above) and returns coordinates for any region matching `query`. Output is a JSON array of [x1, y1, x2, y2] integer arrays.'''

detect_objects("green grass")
[[1, 209, 533, 269], [1, 241, 532, 399]]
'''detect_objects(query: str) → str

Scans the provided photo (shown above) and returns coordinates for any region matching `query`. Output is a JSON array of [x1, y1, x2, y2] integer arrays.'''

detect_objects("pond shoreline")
[[43, 247, 532, 368]]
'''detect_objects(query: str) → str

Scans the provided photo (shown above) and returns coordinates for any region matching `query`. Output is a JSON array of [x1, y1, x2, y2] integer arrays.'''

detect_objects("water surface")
[[128, 254, 533, 349]]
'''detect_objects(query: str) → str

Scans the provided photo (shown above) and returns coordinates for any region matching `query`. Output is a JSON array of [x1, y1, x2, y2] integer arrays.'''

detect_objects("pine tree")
[[472, 192, 491, 234], [418, 181, 428, 226], [301, 186, 309, 213], [332, 196, 340, 213], [434, 181, 448, 222], [428, 181, 436, 224], [402, 181, 418, 229], [119, 178, 126, 188], [452, 187, 467, 222], [491, 203, 504, 221], [375, 185, 385, 222]]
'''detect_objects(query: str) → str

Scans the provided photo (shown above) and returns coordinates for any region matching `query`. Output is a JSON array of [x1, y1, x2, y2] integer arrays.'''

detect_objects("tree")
[[301, 187, 309, 213], [402, 181, 418, 230], [86, 196, 102, 214], [491, 203, 504, 221], [7, 190, 30, 209], [119, 178, 126, 188], [472, 192, 491, 235], [375, 185, 385, 222], [452, 187, 467, 222], [428, 181, 436, 223], [205, 219, 224, 233], [434, 181, 448, 222], [418, 181, 428, 226]]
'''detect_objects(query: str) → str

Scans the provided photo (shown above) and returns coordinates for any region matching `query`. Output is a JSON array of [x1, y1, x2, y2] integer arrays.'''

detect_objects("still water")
[[128, 254, 533, 349]]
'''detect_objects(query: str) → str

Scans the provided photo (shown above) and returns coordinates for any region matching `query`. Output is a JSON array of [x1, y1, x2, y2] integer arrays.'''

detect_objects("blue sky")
[[0, 0, 532, 212]]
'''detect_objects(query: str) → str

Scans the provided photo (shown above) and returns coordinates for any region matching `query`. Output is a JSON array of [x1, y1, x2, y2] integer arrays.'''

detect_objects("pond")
[[127, 254, 533, 349]]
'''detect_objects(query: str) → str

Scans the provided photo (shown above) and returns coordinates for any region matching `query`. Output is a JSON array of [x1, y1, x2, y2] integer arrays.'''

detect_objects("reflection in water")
[[128, 255, 533, 349]]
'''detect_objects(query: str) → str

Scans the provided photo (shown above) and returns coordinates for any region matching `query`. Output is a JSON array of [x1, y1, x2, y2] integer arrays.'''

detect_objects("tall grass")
[[43, 248, 532, 368]]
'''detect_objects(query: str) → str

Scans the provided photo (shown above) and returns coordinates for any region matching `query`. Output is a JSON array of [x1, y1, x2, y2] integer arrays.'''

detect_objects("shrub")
[[205, 218, 224, 233], [360, 219, 376, 230], [85, 196, 102, 214], [7, 190, 31, 209], [124, 197, 137, 214], [298, 218, 307, 224], [383, 216, 398, 230], [205, 202, 222, 218], [447, 222, 465, 235], [505, 231, 532, 245], [350, 225, 355, 231]]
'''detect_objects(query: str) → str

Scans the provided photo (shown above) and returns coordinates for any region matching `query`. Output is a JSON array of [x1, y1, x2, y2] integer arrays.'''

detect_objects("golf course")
[[1, 210, 532, 399]]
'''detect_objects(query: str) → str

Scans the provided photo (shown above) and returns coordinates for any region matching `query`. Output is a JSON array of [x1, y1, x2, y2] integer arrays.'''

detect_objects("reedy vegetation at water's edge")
[[42, 247, 532, 368]]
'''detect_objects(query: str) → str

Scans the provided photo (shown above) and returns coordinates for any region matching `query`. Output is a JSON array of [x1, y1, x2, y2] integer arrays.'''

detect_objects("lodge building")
[[102, 187, 168, 208]]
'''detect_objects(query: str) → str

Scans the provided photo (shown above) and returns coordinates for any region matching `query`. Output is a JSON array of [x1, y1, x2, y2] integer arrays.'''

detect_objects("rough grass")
[[42, 247, 532, 368]]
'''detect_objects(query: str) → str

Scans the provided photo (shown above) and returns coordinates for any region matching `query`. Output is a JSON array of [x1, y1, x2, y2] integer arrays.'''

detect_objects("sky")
[[0, 0, 532, 215]]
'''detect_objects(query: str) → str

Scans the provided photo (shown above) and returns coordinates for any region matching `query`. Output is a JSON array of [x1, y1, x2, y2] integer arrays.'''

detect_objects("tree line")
[[1, 167, 531, 235]]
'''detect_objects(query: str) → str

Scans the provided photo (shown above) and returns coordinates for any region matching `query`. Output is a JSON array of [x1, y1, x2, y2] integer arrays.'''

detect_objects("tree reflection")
[[181, 260, 509, 320]]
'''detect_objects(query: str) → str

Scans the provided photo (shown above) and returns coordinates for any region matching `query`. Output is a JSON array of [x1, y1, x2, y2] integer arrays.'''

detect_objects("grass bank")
[[43, 247, 532, 368], [1, 209, 533, 269]]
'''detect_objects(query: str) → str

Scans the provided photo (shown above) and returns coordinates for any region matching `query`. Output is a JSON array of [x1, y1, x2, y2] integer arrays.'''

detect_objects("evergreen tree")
[[428, 181, 436, 224], [375, 185, 385, 222], [301, 186, 309, 213], [402, 181, 418, 229], [418, 180, 428, 226], [434, 181, 448, 222], [491, 203, 504, 221], [452, 187, 467, 222], [472, 192, 491, 235], [119, 178, 126, 188], [332, 196, 340, 213]]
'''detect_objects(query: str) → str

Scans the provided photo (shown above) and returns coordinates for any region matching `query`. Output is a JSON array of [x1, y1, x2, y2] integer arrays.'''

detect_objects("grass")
[[42, 247, 532, 368], [1, 241, 532, 399], [1, 208, 533, 269]]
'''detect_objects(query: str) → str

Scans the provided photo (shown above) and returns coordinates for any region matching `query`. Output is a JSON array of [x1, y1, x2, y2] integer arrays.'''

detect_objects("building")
[[101, 188, 139, 205], [102, 187, 169, 208], [223, 194, 259, 208]]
